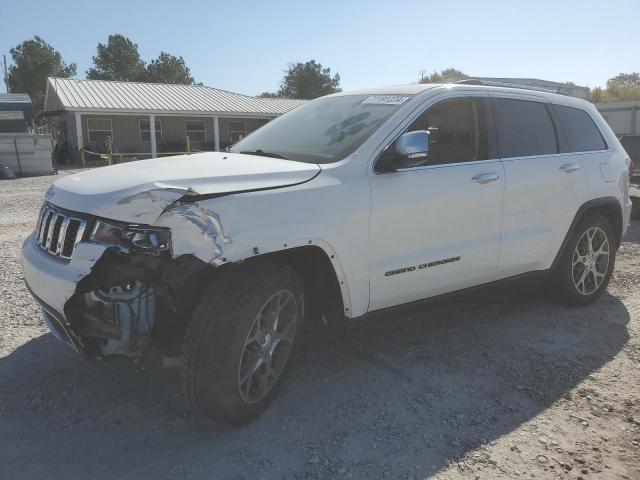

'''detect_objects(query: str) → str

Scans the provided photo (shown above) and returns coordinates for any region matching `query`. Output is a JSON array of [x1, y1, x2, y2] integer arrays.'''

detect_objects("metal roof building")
[[42, 77, 305, 160], [0, 94, 54, 177], [0, 93, 33, 106], [0, 93, 33, 133], [44, 78, 303, 116]]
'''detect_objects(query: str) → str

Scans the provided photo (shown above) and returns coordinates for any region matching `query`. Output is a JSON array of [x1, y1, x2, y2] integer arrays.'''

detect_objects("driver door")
[[368, 94, 505, 311]]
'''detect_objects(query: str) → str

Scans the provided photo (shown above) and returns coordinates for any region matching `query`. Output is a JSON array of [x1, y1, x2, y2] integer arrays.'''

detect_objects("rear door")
[[492, 95, 590, 275]]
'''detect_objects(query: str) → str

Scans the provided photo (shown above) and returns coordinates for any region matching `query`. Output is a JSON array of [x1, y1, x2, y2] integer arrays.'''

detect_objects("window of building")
[[86, 118, 113, 143], [139, 119, 162, 143], [228, 120, 246, 142], [492, 98, 558, 158], [186, 120, 206, 142], [405, 97, 490, 165], [553, 104, 607, 152]]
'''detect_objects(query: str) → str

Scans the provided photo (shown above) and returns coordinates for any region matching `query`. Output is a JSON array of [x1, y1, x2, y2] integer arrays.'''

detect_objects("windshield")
[[230, 94, 413, 164]]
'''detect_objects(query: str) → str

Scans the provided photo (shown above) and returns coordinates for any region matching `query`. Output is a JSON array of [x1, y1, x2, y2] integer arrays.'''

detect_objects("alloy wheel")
[[238, 290, 298, 403], [571, 226, 610, 296]]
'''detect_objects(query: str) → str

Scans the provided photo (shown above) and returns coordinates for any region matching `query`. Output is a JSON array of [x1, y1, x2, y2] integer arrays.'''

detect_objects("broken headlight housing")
[[90, 220, 171, 254]]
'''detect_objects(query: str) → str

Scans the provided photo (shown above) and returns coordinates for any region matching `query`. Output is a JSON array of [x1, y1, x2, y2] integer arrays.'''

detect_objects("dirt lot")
[[1, 172, 639, 480]]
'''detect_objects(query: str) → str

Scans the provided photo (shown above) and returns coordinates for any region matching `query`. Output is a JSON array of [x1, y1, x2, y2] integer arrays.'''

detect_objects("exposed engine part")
[[64, 249, 211, 358], [77, 282, 156, 357]]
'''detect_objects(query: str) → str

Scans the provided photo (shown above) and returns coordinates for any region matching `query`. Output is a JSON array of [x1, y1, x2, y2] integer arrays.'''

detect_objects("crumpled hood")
[[47, 152, 321, 224]]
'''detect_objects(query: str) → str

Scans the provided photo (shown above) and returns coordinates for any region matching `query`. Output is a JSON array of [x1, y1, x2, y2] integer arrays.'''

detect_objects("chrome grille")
[[35, 203, 87, 260]]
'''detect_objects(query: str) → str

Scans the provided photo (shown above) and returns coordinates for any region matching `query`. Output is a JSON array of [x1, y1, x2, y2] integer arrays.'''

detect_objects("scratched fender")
[[153, 164, 369, 317], [156, 201, 233, 266]]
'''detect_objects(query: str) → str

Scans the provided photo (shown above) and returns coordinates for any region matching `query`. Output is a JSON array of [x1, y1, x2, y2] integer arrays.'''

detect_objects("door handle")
[[472, 173, 499, 184], [559, 163, 581, 173]]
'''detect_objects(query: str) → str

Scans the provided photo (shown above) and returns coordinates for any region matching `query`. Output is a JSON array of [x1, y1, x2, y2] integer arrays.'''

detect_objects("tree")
[[607, 72, 640, 88], [86, 34, 146, 81], [257, 91, 279, 98], [7, 36, 76, 111], [588, 72, 640, 103], [277, 60, 341, 99], [146, 52, 196, 84], [588, 87, 607, 103], [86, 35, 198, 84], [419, 68, 468, 84]]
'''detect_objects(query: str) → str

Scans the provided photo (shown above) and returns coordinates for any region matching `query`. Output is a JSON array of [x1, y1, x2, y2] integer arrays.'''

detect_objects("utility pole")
[[3, 55, 9, 93], [419, 70, 426, 84]]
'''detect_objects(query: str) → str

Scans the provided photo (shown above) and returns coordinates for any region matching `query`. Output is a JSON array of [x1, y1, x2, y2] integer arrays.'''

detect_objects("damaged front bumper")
[[22, 233, 111, 352], [25, 282, 84, 353], [23, 227, 209, 357]]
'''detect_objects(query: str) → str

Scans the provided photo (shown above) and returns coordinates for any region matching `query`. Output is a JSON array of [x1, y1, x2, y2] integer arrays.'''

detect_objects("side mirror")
[[395, 130, 430, 169], [376, 130, 430, 172]]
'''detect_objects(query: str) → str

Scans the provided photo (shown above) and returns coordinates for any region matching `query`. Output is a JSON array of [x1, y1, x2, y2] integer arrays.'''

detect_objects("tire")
[[552, 213, 616, 306], [181, 261, 304, 424]]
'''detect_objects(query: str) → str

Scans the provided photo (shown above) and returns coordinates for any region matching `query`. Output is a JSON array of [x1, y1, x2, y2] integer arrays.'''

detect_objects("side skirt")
[[350, 270, 551, 324]]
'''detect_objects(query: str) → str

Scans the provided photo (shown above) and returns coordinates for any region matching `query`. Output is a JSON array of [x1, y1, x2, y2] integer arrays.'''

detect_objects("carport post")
[[149, 114, 157, 158], [213, 116, 220, 151], [74, 111, 85, 166]]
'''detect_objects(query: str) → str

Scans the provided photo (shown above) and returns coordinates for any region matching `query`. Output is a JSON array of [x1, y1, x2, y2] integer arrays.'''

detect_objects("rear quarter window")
[[553, 104, 607, 152], [492, 98, 558, 158]]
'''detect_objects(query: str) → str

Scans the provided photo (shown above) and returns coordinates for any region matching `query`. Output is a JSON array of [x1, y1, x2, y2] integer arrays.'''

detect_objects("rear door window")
[[554, 104, 607, 152], [492, 98, 558, 158]]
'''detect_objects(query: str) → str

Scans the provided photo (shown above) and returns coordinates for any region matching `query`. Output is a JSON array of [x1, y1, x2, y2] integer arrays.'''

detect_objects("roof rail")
[[455, 79, 570, 96]]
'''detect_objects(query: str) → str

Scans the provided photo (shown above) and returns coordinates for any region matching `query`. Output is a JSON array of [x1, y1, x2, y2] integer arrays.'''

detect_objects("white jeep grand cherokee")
[[22, 83, 633, 423]]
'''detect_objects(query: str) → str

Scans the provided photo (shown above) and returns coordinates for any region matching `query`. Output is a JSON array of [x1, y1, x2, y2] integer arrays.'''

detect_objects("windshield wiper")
[[240, 149, 290, 160]]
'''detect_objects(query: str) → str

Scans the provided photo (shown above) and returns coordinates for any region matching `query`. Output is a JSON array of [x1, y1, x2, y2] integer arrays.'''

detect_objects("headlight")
[[90, 220, 171, 254]]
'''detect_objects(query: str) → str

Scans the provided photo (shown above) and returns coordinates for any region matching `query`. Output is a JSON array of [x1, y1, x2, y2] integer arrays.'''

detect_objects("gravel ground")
[[0, 172, 639, 480]]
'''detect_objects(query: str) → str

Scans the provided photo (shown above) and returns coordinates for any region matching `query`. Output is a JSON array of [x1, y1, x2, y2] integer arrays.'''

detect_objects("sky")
[[1, 0, 639, 96]]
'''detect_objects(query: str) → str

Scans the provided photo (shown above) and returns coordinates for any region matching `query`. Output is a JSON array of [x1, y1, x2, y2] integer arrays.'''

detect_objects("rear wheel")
[[552, 213, 616, 306], [181, 261, 304, 424]]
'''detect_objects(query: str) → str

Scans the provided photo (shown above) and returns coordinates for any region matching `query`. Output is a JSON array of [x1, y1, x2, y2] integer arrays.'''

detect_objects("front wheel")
[[552, 213, 616, 306], [181, 261, 304, 424]]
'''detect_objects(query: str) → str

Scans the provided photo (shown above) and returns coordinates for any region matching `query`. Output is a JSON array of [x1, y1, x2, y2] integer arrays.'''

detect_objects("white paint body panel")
[[499, 151, 590, 275], [156, 162, 371, 316], [47, 152, 320, 223], [369, 159, 505, 310], [497, 96, 631, 276], [22, 234, 110, 320], [22, 84, 633, 323]]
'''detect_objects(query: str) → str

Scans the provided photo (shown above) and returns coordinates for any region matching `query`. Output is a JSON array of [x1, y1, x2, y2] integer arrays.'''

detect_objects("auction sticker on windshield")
[[362, 96, 410, 105]]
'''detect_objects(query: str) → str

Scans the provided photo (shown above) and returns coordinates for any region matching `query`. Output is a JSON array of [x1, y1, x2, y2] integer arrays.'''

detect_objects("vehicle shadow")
[[0, 280, 630, 480]]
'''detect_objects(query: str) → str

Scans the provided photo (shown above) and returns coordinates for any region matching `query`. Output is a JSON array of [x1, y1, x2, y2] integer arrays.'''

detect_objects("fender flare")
[[550, 196, 623, 271], [229, 238, 353, 318]]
